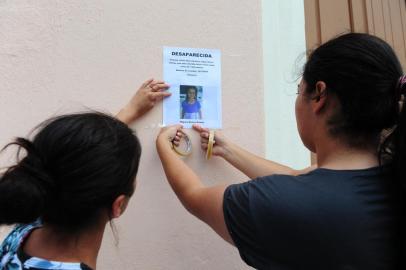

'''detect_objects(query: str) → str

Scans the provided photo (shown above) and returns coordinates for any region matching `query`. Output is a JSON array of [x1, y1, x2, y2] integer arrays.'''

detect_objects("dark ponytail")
[[377, 75, 406, 265], [381, 76, 406, 180], [0, 112, 141, 231], [303, 33, 406, 262], [0, 138, 54, 224]]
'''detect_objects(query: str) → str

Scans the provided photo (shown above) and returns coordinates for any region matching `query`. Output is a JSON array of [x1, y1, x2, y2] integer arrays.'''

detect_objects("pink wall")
[[0, 1, 264, 269]]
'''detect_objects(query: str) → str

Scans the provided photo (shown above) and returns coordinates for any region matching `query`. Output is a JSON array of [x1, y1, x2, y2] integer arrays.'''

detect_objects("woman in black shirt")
[[156, 33, 405, 269]]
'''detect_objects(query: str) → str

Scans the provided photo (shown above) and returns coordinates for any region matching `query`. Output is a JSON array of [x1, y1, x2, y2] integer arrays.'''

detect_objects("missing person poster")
[[163, 47, 222, 128]]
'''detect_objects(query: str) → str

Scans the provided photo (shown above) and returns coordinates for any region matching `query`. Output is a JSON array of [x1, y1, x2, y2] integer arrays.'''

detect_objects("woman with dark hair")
[[157, 33, 405, 269], [0, 79, 169, 270]]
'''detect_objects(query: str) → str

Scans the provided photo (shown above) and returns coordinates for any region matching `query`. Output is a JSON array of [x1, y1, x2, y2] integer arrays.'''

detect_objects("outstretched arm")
[[193, 125, 315, 179], [156, 125, 233, 245]]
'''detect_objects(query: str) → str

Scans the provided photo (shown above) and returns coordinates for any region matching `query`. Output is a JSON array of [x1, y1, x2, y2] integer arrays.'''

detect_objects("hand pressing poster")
[[163, 47, 222, 128]]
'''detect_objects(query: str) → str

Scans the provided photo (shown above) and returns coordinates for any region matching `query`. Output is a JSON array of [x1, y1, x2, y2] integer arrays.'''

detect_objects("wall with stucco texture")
[[0, 1, 263, 269]]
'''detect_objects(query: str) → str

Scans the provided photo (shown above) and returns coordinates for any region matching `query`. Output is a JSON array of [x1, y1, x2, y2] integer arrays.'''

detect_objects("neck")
[[23, 221, 107, 269], [314, 131, 379, 170]]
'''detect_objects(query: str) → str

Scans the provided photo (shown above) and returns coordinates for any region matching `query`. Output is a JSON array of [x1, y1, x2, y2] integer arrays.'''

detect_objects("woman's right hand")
[[192, 124, 229, 158], [117, 78, 170, 124], [157, 124, 183, 147]]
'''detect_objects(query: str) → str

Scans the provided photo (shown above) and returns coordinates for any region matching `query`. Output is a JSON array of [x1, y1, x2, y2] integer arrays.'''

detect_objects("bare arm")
[[222, 140, 313, 178], [193, 125, 315, 179], [156, 126, 233, 245]]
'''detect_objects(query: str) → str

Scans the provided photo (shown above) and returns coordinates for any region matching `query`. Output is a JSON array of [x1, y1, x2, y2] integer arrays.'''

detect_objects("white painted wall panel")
[[0, 0, 264, 269]]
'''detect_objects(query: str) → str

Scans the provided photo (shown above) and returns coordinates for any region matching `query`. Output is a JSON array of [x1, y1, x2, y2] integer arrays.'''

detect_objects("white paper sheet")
[[163, 47, 222, 129]]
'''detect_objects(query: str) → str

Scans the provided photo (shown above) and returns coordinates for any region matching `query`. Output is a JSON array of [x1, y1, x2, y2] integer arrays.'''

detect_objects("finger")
[[154, 83, 170, 90], [153, 82, 169, 87], [192, 124, 209, 133], [201, 142, 208, 150], [170, 124, 183, 130], [151, 92, 171, 99], [162, 124, 183, 131], [173, 141, 180, 147], [150, 83, 170, 92], [142, 78, 154, 88], [192, 124, 203, 132], [176, 131, 188, 142], [151, 80, 165, 85], [200, 132, 209, 139]]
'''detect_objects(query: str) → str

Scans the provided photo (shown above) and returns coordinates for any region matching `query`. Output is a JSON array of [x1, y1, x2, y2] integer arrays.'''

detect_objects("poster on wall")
[[163, 47, 222, 128]]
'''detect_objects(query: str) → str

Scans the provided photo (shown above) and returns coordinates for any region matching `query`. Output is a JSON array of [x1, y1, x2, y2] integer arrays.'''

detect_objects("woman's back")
[[155, 32, 406, 269], [224, 167, 402, 269]]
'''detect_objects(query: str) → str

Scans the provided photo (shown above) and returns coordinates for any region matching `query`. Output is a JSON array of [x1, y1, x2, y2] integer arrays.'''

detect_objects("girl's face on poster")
[[187, 88, 196, 101]]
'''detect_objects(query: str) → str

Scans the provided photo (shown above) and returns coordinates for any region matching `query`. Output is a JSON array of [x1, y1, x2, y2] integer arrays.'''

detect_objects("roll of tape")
[[206, 130, 215, 160], [172, 131, 192, 156]]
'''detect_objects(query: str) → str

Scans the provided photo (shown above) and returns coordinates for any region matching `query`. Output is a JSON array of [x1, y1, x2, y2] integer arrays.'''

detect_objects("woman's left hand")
[[157, 124, 184, 147], [117, 78, 171, 124]]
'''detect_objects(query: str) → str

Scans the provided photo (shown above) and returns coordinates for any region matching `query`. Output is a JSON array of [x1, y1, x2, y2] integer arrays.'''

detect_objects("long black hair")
[[0, 112, 141, 232], [303, 32, 405, 261]]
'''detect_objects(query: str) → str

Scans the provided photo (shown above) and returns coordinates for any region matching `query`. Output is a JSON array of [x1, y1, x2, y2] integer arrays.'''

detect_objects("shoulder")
[[223, 174, 306, 219], [225, 168, 384, 222], [224, 172, 331, 220], [222, 174, 308, 267], [0, 220, 42, 269], [225, 173, 307, 199], [1, 220, 42, 252]]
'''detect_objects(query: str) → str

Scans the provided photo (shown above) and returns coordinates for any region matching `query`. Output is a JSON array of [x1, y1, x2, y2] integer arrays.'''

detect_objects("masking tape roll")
[[206, 130, 215, 160], [172, 131, 192, 156]]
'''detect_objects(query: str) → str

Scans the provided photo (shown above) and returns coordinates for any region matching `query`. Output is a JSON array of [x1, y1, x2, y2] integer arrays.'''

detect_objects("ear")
[[111, 195, 129, 219], [311, 81, 327, 114]]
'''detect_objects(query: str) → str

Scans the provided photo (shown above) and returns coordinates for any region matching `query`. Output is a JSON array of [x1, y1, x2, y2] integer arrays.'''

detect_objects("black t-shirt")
[[223, 167, 402, 270]]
